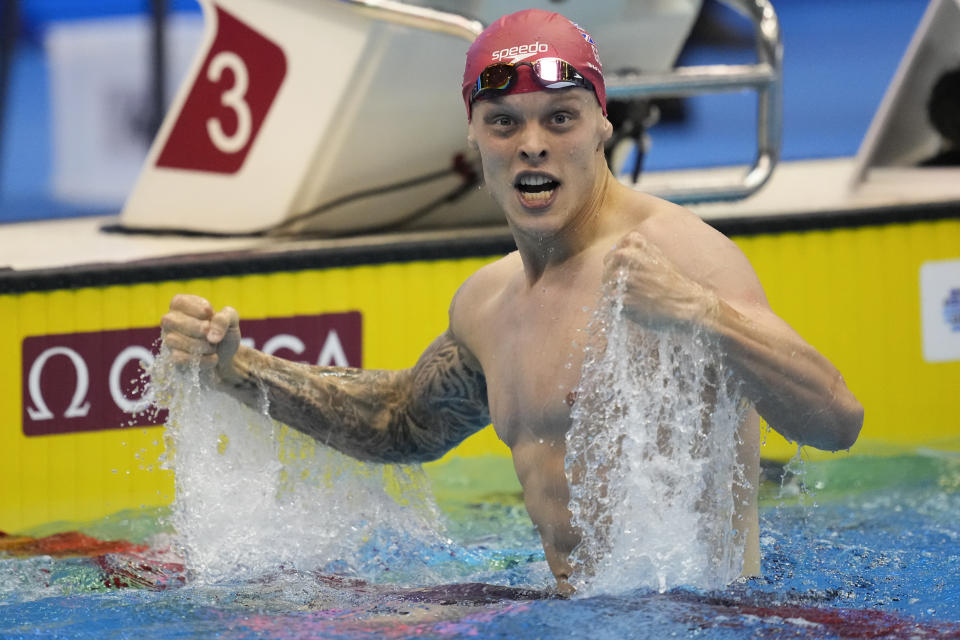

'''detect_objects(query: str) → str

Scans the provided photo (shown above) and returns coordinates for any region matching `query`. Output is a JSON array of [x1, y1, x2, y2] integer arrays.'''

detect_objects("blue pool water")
[[2, 453, 959, 639]]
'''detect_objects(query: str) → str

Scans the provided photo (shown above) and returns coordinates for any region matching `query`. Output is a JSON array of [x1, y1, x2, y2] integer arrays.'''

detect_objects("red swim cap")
[[462, 9, 606, 119]]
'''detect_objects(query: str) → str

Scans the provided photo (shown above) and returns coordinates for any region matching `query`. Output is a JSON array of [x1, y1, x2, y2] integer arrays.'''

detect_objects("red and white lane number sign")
[[21, 312, 361, 437], [156, 6, 287, 174]]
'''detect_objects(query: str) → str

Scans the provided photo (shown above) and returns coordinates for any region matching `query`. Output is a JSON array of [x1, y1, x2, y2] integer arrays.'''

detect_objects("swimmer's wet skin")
[[160, 8, 863, 594]]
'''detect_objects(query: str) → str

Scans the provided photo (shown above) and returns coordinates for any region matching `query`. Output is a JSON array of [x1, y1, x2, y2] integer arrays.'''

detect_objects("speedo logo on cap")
[[491, 41, 549, 62]]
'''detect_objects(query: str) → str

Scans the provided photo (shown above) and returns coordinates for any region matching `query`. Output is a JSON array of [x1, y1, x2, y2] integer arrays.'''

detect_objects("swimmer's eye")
[[549, 112, 575, 126], [489, 115, 516, 127]]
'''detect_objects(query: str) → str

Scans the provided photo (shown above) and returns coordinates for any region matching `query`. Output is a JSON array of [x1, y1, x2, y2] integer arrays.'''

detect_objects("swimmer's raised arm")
[[604, 219, 864, 452], [161, 294, 491, 463], [704, 295, 864, 452]]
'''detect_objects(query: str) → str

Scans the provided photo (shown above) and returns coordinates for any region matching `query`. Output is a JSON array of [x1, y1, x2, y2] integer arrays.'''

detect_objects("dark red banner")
[[21, 312, 362, 437], [156, 6, 287, 173]]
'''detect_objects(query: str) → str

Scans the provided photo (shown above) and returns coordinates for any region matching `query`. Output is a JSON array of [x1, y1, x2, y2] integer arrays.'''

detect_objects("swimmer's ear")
[[467, 133, 479, 151], [595, 116, 613, 152], [600, 116, 614, 143]]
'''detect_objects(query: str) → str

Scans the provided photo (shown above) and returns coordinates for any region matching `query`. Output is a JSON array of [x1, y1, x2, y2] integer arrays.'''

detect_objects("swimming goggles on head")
[[469, 57, 593, 105]]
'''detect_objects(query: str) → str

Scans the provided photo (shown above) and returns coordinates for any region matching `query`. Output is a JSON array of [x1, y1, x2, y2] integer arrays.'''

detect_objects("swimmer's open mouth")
[[515, 172, 560, 206]]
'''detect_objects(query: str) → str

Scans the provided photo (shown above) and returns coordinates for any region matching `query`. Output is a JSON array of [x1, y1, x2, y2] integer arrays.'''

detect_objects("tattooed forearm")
[[219, 333, 490, 464]]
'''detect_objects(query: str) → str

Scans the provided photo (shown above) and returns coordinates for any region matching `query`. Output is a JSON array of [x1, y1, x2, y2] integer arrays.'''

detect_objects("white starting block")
[[120, 0, 716, 236], [122, 0, 484, 235]]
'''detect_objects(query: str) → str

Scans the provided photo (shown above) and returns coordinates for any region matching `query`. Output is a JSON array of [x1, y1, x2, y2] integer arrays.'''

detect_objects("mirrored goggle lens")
[[532, 57, 583, 87], [474, 64, 515, 98]]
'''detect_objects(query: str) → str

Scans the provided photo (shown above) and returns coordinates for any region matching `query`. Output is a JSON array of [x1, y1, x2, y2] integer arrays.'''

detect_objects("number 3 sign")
[[157, 6, 286, 174]]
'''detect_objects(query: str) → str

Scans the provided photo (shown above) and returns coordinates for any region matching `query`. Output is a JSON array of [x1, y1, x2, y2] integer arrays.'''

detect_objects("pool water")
[[2, 453, 960, 640]]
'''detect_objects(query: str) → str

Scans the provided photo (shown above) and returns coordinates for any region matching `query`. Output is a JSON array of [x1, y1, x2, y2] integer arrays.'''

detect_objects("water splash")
[[146, 350, 454, 586], [565, 274, 749, 595]]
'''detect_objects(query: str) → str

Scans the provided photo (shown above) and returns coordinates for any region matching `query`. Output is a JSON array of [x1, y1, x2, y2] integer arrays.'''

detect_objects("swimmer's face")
[[468, 87, 613, 234]]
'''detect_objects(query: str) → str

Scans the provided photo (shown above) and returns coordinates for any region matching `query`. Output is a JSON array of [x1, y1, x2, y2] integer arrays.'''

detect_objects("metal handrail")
[[606, 0, 782, 203], [339, 0, 783, 205], [337, 0, 483, 41]]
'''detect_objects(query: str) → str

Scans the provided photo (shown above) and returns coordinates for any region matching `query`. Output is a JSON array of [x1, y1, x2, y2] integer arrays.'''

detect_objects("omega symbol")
[[26, 347, 91, 421]]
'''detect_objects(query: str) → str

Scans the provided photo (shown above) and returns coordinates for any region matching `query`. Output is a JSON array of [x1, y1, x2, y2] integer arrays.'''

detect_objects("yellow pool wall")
[[1, 217, 959, 532]]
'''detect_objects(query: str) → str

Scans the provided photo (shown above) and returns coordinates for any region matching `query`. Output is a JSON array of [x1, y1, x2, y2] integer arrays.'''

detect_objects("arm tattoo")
[[223, 333, 490, 463]]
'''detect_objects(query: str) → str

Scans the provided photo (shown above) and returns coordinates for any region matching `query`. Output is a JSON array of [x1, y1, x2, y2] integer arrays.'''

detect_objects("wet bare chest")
[[478, 298, 598, 448]]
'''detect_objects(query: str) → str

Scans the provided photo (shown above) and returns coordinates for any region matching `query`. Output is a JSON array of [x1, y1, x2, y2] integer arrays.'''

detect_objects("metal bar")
[[606, 63, 776, 98], [336, 0, 482, 41], [614, 0, 783, 204], [148, 0, 168, 139], [0, 0, 19, 198]]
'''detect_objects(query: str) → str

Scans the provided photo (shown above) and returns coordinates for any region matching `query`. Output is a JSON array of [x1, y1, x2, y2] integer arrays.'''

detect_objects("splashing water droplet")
[[145, 347, 453, 586], [565, 271, 748, 595]]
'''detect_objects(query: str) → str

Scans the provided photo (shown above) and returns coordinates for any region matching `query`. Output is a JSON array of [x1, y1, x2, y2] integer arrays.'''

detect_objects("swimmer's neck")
[[512, 170, 622, 285]]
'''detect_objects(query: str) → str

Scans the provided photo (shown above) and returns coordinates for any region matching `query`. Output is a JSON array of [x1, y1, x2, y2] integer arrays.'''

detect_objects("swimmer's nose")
[[518, 126, 548, 162], [520, 146, 547, 160]]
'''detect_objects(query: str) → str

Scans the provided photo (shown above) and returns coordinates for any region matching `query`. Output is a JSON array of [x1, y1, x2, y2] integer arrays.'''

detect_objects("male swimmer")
[[161, 9, 863, 595]]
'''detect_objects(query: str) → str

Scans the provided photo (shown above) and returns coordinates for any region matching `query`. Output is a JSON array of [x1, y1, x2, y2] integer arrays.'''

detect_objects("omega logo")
[[21, 312, 362, 436]]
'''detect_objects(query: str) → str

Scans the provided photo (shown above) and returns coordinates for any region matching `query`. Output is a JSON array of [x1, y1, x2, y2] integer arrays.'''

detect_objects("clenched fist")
[[160, 294, 242, 383], [602, 230, 720, 330]]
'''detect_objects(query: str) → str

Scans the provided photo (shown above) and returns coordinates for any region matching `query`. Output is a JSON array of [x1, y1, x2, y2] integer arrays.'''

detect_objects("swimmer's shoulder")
[[618, 190, 731, 252], [606, 185, 705, 237], [450, 251, 521, 315], [448, 252, 521, 345], [620, 189, 704, 232], [623, 194, 769, 305]]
